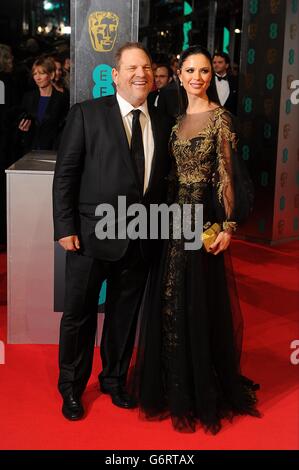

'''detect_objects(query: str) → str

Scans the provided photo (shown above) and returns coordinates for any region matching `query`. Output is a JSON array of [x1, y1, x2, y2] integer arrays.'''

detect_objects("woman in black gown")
[[131, 45, 260, 434]]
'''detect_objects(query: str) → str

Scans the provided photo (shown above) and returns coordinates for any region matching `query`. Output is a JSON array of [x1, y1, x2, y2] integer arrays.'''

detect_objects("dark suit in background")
[[147, 89, 159, 108], [209, 74, 238, 115], [157, 80, 180, 119]]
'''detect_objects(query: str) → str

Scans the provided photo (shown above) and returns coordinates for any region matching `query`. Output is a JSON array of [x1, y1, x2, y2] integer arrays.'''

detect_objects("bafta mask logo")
[[290, 24, 297, 40], [89, 11, 119, 52], [267, 48, 277, 65], [248, 23, 258, 40], [270, 0, 280, 14], [242, 121, 252, 139], [264, 98, 274, 116], [283, 123, 291, 139], [278, 219, 285, 235], [244, 73, 254, 90], [280, 172, 288, 187]]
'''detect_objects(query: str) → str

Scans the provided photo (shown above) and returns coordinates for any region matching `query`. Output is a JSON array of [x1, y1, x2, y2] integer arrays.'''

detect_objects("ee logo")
[[92, 64, 114, 98]]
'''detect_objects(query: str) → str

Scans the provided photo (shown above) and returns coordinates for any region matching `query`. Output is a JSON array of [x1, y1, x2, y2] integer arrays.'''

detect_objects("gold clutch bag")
[[201, 223, 221, 252]]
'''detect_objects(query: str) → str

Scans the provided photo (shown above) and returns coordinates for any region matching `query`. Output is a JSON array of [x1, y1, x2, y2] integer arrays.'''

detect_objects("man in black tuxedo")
[[53, 42, 173, 420], [209, 52, 238, 115]]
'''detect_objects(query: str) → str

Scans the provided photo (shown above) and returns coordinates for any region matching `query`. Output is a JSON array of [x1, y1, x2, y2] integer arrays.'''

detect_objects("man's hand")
[[58, 235, 80, 251], [208, 231, 232, 255]]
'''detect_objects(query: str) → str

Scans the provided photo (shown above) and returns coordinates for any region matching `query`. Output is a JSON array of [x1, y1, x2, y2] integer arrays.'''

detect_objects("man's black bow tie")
[[216, 75, 228, 81]]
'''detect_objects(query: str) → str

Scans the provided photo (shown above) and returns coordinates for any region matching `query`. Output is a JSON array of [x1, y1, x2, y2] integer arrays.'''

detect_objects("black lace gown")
[[131, 108, 260, 434]]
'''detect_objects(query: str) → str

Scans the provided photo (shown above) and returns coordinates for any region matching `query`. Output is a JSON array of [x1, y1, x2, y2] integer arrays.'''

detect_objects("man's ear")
[[112, 67, 118, 85]]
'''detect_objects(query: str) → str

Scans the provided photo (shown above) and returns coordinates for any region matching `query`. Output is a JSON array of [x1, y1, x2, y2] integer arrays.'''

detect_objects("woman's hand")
[[208, 231, 232, 255], [19, 119, 32, 132]]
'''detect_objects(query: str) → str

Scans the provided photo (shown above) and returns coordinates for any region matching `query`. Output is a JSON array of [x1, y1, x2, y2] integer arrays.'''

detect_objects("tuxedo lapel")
[[106, 96, 141, 189]]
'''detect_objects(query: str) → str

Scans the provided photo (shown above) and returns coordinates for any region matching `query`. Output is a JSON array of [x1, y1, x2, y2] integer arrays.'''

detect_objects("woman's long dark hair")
[[177, 45, 216, 115]]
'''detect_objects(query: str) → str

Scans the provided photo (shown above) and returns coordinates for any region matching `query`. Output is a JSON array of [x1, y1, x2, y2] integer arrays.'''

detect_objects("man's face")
[[64, 58, 71, 71], [154, 66, 170, 89], [54, 61, 63, 82], [112, 48, 153, 107], [212, 56, 229, 75]]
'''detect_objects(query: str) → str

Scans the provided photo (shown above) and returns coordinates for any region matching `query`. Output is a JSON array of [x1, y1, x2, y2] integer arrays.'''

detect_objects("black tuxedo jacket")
[[147, 90, 159, 108], [53, 94, 173, 261], [157, 81, 180, 119], [209, 75, 238, 115], [19, 87, 69, 154]]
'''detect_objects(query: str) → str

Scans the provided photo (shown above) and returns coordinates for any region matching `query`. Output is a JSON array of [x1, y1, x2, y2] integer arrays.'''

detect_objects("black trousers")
[[58, 241, 149, 398]]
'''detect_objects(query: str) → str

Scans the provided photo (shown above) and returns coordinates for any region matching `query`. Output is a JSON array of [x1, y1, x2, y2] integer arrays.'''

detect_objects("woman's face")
[[54, 61, 63, 82], [179, 53, 212, 98], [32, 66, 53, 89]]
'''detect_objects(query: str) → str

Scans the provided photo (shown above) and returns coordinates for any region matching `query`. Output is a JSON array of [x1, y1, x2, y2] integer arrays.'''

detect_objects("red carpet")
[[0, 240, 298, 450]]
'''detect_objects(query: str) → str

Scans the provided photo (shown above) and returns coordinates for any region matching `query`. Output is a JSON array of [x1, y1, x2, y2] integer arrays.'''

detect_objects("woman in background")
[[18, 55, 69, 156]]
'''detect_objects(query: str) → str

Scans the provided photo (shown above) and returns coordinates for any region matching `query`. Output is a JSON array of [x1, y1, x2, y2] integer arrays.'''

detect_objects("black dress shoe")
[[100, 385, 136, 409], [62, 393, 84, 420]]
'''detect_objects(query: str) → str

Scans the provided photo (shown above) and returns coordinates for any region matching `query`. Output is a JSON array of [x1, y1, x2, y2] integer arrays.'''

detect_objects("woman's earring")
[[180, 82, 183, 86]]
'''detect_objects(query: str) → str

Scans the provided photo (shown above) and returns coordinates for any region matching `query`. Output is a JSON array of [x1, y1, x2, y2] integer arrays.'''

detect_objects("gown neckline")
[[175, 107, 224, 143]]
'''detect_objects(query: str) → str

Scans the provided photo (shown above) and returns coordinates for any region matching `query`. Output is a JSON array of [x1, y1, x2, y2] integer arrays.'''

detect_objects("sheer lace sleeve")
[[213, 110, 254, 230]]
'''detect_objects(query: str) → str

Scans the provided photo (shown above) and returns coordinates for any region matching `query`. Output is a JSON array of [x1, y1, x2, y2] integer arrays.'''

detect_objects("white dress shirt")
[[116, 93, 154, 194], [215, 75, 230, 106]]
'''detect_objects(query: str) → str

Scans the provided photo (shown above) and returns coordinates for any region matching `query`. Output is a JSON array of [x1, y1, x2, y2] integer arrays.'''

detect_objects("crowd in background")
[[0, 37, 71, 248], [0, 35, 239, 249]]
